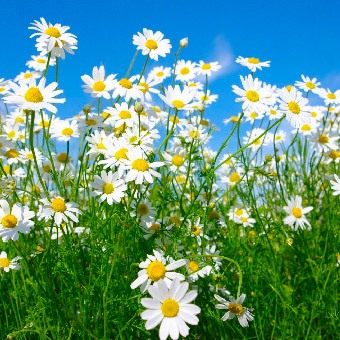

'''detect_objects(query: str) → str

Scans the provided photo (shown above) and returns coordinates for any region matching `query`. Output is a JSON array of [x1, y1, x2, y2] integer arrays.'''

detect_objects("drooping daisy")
[[133, 28, 171, 61], [283, 195, 313, 230], [0, 251, 21, 272], [81, 66, 116, 99], [330, 174, 340, 196], [215, 293, 254, 327], [39, 197, 80, 226], [236, 56, 270, 72], [159, 85, 196, 111], [277, 87, 310, 128], [29, 17, 78, 59], [4, 77, 65, 114], [26, 55, 56, 72], [295, 75, 321, 93], [50, 119, 80, 142], [0, 200, 35, 242], [130, 249, 186, 293], [90, 170, 127, 205], [232, 75, 272, 114], [196, 60, 221, 76], [3, 148, 21, 165], [124, 148, 164, 185], [140, 278, 201, 340]]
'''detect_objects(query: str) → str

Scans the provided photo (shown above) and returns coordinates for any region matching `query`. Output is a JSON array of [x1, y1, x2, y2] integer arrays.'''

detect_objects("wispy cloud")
[[321, 72, 340, 89]]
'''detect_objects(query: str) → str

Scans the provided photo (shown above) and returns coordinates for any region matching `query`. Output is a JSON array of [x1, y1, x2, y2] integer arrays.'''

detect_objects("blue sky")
[[1, 0, 340, 149]]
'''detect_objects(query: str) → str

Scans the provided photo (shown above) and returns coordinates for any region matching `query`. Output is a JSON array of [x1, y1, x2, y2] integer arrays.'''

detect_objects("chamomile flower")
[[14, 70, 41, 84], [39, 197, 80, 226], [26, 55, 56, 72], [124, 148, 164, 185], [162, 151, 187, 173], [174, 60, 198, 82], [90, 170, 127, 205], [137, 75, 161, 102], [130, 249, 186, 293], [215, 293, 254, 327], [0, 78, 11, 96], [310, 130, 339, 153], [105, 102, 138, 128], [4, 77, 65, 114], [295, 75, 320, 93], [236, 56, 270, 72], [159, 85, 196, 111], [283, 195, 313, 230], [232, 75, 272, 114], [81, 66, 116, 99], [133, 28, 171, 61], [278, 87, 310, 128], [50, 119, 80, 142], [140, 278, 200, 340], [330, 174, 340, 196], [148, 66, 172, 82], [86, 130, 110, 157], [29, 17, 77, 59], [196, 60, 221, 76], [19, 147, 43, 165], [243, 128, 271, 151], [0, 251, 21, 272], [315, 88, 340, 105], [0, 200, 35, 242], [112, 75, 142, 101]]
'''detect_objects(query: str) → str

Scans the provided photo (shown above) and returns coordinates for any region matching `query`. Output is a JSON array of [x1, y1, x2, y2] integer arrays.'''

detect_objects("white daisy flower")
[[0, 200, 35, 242], [159, 85, 196, 111], [39, 197, 80, 227], [133, 28, 171, 61], [330, 174, 340, 196], [105, 102, 138, 128], [140, 278, 200, 340], [215, 293, 254, 327], [112, 75, 142, 101], [18, 147, 43, 165], [309, 130, 339, 153], [283, 195, 313, 231], [196, 60, 221, 76], [81, 65, 116, 99], [148, 66, 172, 83], [29, 17, 78, 59], [90, 170, 127, 205], [130, 249, 186, 293], [295, 75, 321, 93], [4, 77, 65, 114], [315, 88, 340, 105], [236, 56, 270, 72], [0, 251, 21, 272], [14, 70, 41, 84], [50, 119, 80, 142], [26, 55, 56, 72], [0, 78, 11, 96], [174, 60, 198, 82]]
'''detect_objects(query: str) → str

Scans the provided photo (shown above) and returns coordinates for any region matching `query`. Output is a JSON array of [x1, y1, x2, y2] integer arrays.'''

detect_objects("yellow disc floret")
[[145, 39, 158, 50], [45, 27, 61, 38], [161, 299, 179, 317], [61, 127, 73, 136], [146, 260, 166, 281], [0, 257, 11, 268], [132, 158, 149, 171], [172, 100, 185, 110], [92, 81, 106, 92], [248, 57, 260, 64], [246, 90, 259, 102], [1, 214, 18, 228], [51, 198, 66, 213], [102, 183, 114, 195], [292, 207, 302, 218], [119, 78, 133, 89], [171, 155, 184, 167], [24, 87, 44, 103], [229, 302, 244, 315], [288, 101, 301, 114]]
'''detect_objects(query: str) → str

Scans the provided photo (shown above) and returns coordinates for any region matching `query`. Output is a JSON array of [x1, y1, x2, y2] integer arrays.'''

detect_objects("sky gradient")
[[1, 0, 340, 149]]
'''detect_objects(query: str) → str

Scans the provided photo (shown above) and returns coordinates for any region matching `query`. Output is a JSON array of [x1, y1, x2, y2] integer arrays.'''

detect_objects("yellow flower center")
[[156, 71, 164, 77], [288, 101, 300, 114], [145, 39, 158, 50], [57, 152, 69, 163], [329, 150, 340, 160], [171, 155, 184, 167], [318, 135, 329, 144], [26, 153, 34, 160], [119, 78, 133, 89], [230, 172, 241, 182], [235, 209, 243, 216], [97, 143, 106, 150], [43, 164, 52, 172], [190, 130, 200, 139], [24, 87, 44, 103], [229, 303, 244, 315], [250, 112, 257, 119], [45, 27, 61, 38], [146, 260, 166, 281], [270, 109, 277, 116], [36, 58, 46, 63], [132, 158, 149, 171], [230, 116, 239, 123], [24, 73, 33, 79], [169, 115, 180, 124], [161, 299, 179, 317], [301, 124, 311, 131], [7, 131, 16, 139], [102, 111, 111, 119], [3, 165, 10, 174], [247, 57, 260, 64], [327, 93, 336, 100], [119, 110, 132, 119], [0, 87, 5, 93], [92, 81, 106, 92], [137, 203, 149, 215], [51, 198, 66, 213], [102, 182, 114, 195], [5, 149, 19, 159], [139, 82, 149, 93], [1, 214, 18, 228], [61, 127, 73, 136], [305, 81, 316, 89], [192, 225, 200, 236], [172, 100, 185, 109], [115, 148, 128, 160], [286, 85, 293, 91], [180, 67, 190, 75], [0, 257, 11, 268], [241, 217, 248, 223], [208, 210, 220, 221], [149, 223, 160, 231], [202, 63, 211, 70], [188, 261, 199, 272], [292, 207, 302, 218], [246, 90, 259, 102], [15, 117, 25, 123]]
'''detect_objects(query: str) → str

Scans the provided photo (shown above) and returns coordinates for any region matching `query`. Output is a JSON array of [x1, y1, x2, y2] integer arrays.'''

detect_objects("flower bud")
[[134, 101, 144, 114], [180, 37, 188, 48]]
